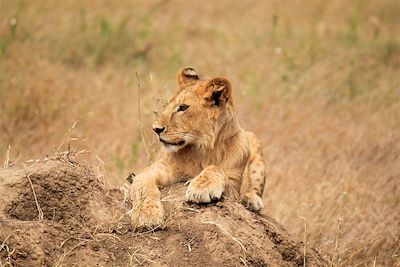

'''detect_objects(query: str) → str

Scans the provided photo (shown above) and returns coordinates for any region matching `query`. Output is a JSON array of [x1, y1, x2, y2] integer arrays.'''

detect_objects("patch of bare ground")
[[0, 159, 327, 266]]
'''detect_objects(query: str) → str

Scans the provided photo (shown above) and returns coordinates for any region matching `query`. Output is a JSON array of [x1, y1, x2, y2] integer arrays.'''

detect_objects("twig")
[[184, 234, 197, 252], [137, 121, 152, 161], [0, 235, 15, 267], [135, 72, 153, 161], [299, 216, 308, 267], [389, 235, 400, 266], [136, 72, 141, 122], [330, 217, 343, 267], [184, 207, 201, 213], [3, 145, 11, 168], [26, 171, 44, 220], [128, 248, 155, 265], [201, 221, 247, 253], [240, 256, 249, 267], [95, 154, 110, 188], [53, 240, 88, 267], [6, 161, 44, 220], [55, 120, 78, 153], [0, 235, 11, 251]]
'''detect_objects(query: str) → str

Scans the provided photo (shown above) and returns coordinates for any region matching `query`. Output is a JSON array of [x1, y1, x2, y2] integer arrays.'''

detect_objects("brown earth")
[[0, 159, 328, 267]]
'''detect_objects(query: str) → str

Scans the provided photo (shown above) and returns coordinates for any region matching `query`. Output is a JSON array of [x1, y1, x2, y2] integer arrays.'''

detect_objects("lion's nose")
[[153, 126, 165, 135]]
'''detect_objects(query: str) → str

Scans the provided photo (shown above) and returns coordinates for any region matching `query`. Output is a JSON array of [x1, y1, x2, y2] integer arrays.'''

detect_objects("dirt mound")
[[0, 160, 327, 266]]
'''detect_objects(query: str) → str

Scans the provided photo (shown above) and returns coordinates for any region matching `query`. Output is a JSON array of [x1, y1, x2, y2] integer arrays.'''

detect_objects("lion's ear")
[[204, 77, 232, 107], [177, 67, 199, 89]]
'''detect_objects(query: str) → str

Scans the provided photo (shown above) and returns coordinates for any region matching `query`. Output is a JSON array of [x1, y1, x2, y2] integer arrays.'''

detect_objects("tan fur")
[[130, 68, 267, 228]]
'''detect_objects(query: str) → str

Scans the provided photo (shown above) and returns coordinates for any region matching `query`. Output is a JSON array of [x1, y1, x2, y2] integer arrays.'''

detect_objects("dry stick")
[[184, 206, 201, 213], [4, 159, 43, 221], [389, 235, 400, 266], [185, 234, 198, 252], [52, 240, 89, 267], [15, 161, 44, 220], [316, 191, 347, 245], [138, 123, 152, 161], [240, 257, 249, 267], [330, 217, 343, 267], [95, 154, 111, 188], [304, 221, 308, 267], [202, 221, 248, 266], [128, 248, 155, 265], [299, 216, 308, 267], [0, 236, 15, 267], [0, 235, 11, 251], [135, 72, 152, 161], [55, 120, 78, 153], [3, 145, 11, 168], [26, 171, 44, 220], [201, 221, 247, 253], [136, 72, 141, 123]]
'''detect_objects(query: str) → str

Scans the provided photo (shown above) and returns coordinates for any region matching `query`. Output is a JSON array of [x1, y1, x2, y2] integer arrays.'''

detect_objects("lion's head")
[[152, 68, 235, 152]]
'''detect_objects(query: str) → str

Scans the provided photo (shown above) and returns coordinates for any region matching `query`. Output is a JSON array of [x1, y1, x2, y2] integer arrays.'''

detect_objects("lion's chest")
[[177, 147, 245, 179]]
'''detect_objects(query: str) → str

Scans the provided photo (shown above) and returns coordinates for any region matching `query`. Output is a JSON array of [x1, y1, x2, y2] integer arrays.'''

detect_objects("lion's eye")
[[177, 104, 189, 112]]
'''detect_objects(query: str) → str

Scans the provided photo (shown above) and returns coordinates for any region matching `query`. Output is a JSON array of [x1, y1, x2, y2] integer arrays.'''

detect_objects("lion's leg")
[[130, 174, 164, 229], [130, 161, 175, 228], [239, 132, 266, 212], [186, 165, 227, 203]]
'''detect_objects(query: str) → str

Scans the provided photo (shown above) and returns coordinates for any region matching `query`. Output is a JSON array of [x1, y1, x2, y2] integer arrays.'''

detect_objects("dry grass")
[[0, 235, 14, 267], [0, 0, 399, 266]]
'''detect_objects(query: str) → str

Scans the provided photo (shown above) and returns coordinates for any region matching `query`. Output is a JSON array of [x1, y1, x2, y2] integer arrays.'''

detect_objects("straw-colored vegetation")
[[1, 0, 399, 266]]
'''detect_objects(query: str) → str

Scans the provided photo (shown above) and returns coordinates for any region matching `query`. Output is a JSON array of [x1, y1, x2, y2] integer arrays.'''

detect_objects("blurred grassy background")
[[1, 0, 399, 266]]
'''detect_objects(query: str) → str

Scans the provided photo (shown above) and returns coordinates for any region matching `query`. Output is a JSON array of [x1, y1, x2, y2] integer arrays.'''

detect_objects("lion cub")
[[130, 68, 267, 228]]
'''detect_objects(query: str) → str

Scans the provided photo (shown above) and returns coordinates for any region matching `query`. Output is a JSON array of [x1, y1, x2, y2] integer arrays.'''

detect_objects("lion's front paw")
[[186, 175, 225, 204], [240, 192, 264, 212], [131, 201, 165, 229]]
